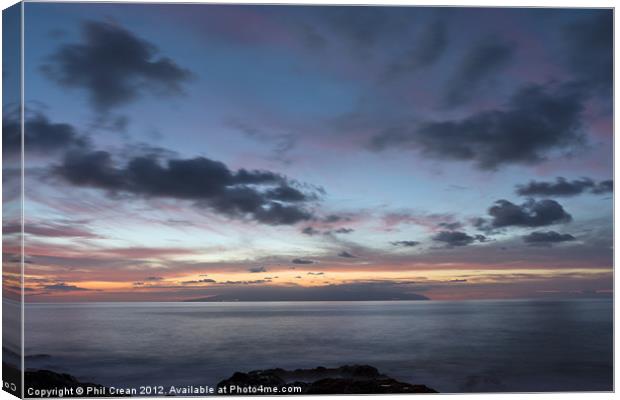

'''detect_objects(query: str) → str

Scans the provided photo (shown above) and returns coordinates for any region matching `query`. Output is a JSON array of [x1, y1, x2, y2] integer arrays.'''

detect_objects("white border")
[[0, 1, 615, 400]]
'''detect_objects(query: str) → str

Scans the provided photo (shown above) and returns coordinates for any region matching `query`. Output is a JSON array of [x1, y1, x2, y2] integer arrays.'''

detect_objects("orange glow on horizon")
[[23, 266, 613, 301]]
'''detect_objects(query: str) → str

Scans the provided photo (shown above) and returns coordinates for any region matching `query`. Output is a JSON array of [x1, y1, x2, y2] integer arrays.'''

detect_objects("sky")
[[2, 4, 613, 302]]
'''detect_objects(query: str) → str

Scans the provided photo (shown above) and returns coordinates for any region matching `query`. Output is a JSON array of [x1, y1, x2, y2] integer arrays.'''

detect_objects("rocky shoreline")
[[4, 363, 437, 396], [217, 365, 438, 394]]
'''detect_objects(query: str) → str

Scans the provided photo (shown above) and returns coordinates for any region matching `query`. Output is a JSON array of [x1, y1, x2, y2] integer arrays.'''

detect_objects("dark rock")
[[25, 369, 104, 392], [220, 371, 286, 387], [306, 377, 437, 394], [217, 364, 438, 394]]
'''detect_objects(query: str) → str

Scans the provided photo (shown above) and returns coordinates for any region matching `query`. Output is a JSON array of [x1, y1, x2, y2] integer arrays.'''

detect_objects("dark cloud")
[[252, 203, 313, 225], [181, 278, 216, 284], [516, 177, 613, 197], [3, 111, 88, 156], [592, 180, 613, 194], [41, 20, 191, 111], [443, 37, 515, 107], [563, 12, 612, 96], [523, 231, 576, 246], [432, 231, 486, 247], [217, 280, 269, 285], [54, 150, 316, 225], [145, 276, 163, 281], [248, 266, 267, 273], [301, 226, 321, 236], [93, 114, 131, 133], [4, 221, 99, 238], [307, 272, 324, 275], [370, 83, 585, 170], [338, 251, 356, 258], [301, 226, 354, 236], [265, 185, 310, 202], [482, 199, 572, 229], [42, 283, 90, 292], [390, 240, 420, 247], [437, 222, 462, 230], [323, 215, 343, 223], [291, 258, 314, 264]]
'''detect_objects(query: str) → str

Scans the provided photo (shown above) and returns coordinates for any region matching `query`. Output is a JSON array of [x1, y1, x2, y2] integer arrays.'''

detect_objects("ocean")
[[20, 299, 613, 393]]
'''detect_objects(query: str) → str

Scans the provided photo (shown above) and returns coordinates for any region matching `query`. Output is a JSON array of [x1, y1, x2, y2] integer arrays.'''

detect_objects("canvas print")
[[2, 3, 614, 397]]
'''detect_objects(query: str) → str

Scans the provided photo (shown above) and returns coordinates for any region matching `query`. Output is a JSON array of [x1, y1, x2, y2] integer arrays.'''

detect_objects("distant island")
[[183, 293, 429, 302]]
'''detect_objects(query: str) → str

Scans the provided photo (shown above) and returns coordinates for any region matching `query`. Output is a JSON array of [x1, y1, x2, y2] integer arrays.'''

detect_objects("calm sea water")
[[22, 299, 612, 393]]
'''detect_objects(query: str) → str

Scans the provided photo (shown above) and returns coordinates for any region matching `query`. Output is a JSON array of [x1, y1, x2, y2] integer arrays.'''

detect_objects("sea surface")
[[21, 299, 613, 393]]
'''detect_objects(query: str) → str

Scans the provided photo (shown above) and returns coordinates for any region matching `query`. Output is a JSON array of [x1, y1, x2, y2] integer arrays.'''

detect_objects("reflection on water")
[[24, 299, 612, 393]]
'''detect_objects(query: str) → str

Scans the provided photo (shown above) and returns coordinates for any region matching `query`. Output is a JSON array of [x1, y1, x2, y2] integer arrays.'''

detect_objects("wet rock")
[[217, 364, 438, 394]]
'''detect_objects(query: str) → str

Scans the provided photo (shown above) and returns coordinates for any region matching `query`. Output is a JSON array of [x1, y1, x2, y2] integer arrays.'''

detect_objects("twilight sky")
[[3, 4, 613, 301]]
